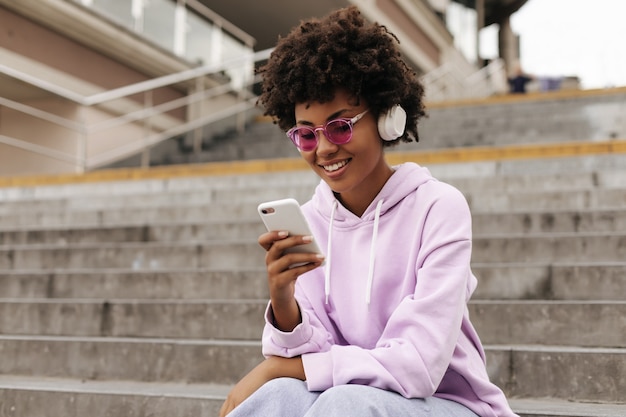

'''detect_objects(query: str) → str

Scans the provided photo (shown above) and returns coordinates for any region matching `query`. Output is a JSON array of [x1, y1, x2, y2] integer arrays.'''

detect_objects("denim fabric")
[[228, 377, 481, 417]]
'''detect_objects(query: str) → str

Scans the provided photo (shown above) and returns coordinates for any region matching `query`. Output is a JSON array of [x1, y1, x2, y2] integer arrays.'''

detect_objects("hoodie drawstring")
[[366, 199, 384, 306], [324, 199, 383, 307], [325, 200, 338, 304]]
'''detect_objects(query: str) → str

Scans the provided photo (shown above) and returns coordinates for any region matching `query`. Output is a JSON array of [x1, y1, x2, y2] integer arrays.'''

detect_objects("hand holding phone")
[[257, 198, 324, 268]]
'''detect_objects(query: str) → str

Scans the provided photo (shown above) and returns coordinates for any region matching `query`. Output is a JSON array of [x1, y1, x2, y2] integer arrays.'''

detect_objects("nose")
[[315, 129, 338, 155]]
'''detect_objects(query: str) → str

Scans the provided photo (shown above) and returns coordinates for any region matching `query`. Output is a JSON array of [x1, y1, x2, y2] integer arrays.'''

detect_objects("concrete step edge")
[[1, 376, 625, 417], [509, 398, 626, 417], [0, 334, 261, 346], [0, 336, 623, 355], [1, 185, 625, 211], [1, 231, 625, 249], [1, 261, 625, 275], [0, 374, 229, 399], [0, 261, 624, 272], [2, 376, 625, 417], [0, 160, 624, 199], [485, 344, 626, 354], [1, 298, 624, 306], [1, 210, 625, 234]]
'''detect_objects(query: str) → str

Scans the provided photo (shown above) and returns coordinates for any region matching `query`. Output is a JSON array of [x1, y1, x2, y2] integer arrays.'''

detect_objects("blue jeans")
[[227, 377, 480, 417]]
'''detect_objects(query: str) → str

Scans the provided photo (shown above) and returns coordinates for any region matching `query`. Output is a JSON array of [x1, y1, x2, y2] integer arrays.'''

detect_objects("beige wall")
[[0, 5, 186, 118], [0, 98, 150, 175], [0, 4, 193, 175], [376, 0, 441, 67]]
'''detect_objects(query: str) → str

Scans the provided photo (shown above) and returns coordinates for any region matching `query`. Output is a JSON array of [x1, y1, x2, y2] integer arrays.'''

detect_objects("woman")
[[220, 6, 518, 417]]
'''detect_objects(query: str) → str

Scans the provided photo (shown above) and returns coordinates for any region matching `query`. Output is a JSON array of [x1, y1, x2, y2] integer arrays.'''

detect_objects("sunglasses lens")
[[292, 127, 317, 151], [326, 120, 352, 144], [288, 118, 355, 151]]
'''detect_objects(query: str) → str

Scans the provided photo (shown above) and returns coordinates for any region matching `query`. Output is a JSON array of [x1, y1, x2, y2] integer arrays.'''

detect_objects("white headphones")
[[378, 105, 407, 141]]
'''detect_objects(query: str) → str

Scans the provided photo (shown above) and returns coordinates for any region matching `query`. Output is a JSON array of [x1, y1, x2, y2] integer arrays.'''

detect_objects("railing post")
[[141, 90, 153, 168], [76, 106, 88, 174], [192, 75, 204, 154], [174, 0, 187, 57], [131, 0, 145, 32]]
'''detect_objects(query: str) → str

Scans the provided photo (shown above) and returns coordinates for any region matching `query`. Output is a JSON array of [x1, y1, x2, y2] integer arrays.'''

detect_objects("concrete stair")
[[0, 154, 625, 416], [144, 88, 626, 167]]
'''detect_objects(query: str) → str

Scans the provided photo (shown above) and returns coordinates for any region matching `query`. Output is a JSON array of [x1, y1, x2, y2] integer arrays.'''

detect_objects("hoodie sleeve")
[[261, 295, 335, 358], [301, 184, 474, 398]]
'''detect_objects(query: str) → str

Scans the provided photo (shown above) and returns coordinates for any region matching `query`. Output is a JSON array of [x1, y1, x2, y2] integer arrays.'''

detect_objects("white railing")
[[0, 48, 273, 173], [74, 0, 256, 90], [422, 58, 508, 102]]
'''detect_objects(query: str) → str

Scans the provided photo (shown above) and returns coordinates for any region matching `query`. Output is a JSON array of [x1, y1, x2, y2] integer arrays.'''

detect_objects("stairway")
[[140, 88, 626, 168], [0, 150, 625, 416]]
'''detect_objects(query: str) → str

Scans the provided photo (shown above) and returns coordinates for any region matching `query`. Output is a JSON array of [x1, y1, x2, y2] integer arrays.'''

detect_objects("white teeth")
[[323, 160, 348, 172]]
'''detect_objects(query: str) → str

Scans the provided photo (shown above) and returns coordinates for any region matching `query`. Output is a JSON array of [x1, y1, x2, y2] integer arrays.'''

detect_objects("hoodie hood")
[[306, 162, 436, 305]]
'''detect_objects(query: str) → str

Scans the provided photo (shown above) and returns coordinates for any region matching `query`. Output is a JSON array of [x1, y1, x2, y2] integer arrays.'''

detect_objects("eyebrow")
[[296, 109, 349, 126]]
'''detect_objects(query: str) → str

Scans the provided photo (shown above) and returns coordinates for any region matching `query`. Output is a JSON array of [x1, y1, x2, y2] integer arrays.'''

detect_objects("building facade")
[[0, 0, 525, 176]]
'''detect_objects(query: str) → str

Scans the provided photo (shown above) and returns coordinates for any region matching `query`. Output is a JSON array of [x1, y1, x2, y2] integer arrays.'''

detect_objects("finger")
[[258, 230, 289, 251], [267, 253, 325, 285], [266, 234, 317, 258]]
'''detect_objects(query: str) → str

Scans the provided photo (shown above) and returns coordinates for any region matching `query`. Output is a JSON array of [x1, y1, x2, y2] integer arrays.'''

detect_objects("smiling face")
[[294, 90, 394, 216]]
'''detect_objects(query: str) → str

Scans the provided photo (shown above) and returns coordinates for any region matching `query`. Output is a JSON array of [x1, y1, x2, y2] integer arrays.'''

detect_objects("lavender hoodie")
[[262, 162, 518, 417]]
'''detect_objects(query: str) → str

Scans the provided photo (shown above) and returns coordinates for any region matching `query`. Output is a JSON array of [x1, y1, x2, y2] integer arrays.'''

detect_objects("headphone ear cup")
[[377, 105, 407, 141]]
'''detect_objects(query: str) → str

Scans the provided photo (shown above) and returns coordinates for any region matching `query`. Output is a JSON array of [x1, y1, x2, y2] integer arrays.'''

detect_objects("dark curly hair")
[[258, 6, 426, 146]]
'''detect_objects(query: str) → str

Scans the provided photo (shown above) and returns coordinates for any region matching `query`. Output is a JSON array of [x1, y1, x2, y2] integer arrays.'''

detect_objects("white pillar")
[[174, 1, 187, 57], [476, 0, 485, 65]]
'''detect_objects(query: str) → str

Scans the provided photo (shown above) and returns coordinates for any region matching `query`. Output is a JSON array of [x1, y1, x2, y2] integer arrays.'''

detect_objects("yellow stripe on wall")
[[1, 139, 625, 188]]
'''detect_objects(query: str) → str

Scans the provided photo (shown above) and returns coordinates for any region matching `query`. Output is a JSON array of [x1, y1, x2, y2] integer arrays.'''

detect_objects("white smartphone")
[[257, 198, 324, 266]]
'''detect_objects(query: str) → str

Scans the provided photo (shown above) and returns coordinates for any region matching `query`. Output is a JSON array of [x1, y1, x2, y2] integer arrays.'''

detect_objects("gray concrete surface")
[[1, 104, 625, 415]]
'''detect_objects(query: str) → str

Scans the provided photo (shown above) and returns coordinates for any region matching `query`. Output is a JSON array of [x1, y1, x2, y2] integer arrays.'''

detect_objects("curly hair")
[[258, 6, 426, 146]]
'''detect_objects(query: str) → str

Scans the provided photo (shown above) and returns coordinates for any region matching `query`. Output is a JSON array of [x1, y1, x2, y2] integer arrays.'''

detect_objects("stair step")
[[1, 186, 624, 228], [467, 188, 626, 212], [0, 269, 269, 300], [1, 182, 625, 213], [470, 301, 626, 347], [0, 221, 267, 245], [0, 299, 266, 339], [472, 209, 626, 234], [471, 232, 626, 263], [488, 345, 626, 403], [1, 232, 624, 270], [472, 263, 626, 300], [1, 264, 624, 302], [0, 335, 263, 385], [0, 240, 262, 270], [1, 208, 625, 245], [0, 375, 624, 417], [0, 299, 624, 348], [0, 375, 226, 417], [1, 165, 624, 206], [0, 375, 626, 417], [509, 398, 626, 417], [0, 336, 622, 403]]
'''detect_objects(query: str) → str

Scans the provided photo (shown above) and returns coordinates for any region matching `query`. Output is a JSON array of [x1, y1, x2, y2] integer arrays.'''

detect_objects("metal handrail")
[[88, 97, 258, 168], [186, 0, 255, 47], [0, 51, 270, 172], [87, 76, 253, 133], [0, 64, 86, 104], [84, 48, 271, 106], [0, 96, 83, 131], [0, 134, 78, 164], [421, 58, 506, 101]]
